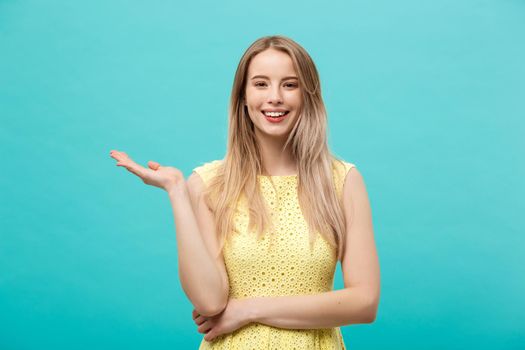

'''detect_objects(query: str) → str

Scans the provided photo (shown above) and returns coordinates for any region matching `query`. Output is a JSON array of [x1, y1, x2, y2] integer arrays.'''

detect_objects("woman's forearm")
[[168, 183, 228, 316], [247, 287, 378, 329]]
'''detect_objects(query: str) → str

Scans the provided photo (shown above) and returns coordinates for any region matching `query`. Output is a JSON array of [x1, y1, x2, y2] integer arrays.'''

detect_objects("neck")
[[255, 131, 296, 176]]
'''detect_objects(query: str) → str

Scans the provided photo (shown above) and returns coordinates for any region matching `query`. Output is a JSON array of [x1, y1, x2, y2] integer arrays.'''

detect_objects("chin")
[[262, 129, 292, 140]]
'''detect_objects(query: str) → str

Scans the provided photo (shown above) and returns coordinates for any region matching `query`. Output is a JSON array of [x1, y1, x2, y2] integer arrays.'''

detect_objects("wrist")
[[245, 297, 262, 323], [166, 181, 187, 198]]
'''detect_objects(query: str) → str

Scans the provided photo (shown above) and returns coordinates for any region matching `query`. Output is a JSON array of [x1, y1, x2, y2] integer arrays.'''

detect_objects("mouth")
[[261, 110, 290, 122]]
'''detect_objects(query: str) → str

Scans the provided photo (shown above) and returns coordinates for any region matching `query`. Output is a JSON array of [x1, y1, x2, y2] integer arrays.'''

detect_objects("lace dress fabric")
[[193, 159, 356, 350]]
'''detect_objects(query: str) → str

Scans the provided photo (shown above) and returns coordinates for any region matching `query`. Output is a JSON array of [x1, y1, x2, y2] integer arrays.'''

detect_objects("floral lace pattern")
[[193, 159, 356, 350]]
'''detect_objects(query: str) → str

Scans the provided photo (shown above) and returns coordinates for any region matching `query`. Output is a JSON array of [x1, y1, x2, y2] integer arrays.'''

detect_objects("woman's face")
[[244, 48, 302, 141]]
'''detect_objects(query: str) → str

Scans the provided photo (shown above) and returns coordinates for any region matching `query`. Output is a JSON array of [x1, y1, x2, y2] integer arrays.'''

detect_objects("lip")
[[261, 110, 289, 123], [261, 109, 289, 113]]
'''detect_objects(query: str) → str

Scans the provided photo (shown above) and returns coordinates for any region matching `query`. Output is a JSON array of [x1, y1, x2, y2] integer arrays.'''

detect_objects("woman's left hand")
[[192, 298, 254, 342]]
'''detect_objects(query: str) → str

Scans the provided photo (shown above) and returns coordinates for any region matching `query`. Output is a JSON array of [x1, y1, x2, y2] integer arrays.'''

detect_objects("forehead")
[[247, 49, 297, 78]]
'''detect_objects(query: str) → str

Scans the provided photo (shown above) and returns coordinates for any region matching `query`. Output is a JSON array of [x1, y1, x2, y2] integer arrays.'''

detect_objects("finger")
[[116, 159, 145, 176], [111, 153, 134, 167], [192, 309, 198, 320], [126, 165, 146, 179], [110, 150, 135, 165], [109, 150, 128, 161], [204, 328, 217, 342], [194, 315, 207, 326], [197, 320, 213, 334], [148, 161, 160, 170], [112, 155, 147, 178], [110, 151, 122, 161]]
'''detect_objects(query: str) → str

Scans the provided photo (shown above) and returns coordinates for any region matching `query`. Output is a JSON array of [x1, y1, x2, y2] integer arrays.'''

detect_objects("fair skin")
[[108, 152, 230, 317], [243, 48, 302, 175], [110, 48, 379, 343], [191, 49, 380, 342]]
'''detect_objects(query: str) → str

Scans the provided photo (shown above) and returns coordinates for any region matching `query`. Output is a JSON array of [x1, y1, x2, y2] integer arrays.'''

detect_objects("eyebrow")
[[250, 75, 298, 80]]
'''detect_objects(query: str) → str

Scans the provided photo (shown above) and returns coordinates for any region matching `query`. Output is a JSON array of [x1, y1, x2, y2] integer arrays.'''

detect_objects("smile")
[[261, 110, 289, 118], [261, 110, 289, 123]]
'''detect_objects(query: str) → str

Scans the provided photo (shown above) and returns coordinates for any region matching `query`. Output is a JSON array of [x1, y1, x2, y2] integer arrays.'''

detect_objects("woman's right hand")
[[109, 149, 184, 193]]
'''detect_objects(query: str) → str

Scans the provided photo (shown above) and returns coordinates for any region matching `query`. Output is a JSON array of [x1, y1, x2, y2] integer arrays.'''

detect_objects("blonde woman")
[[110, 35, 380, 349]]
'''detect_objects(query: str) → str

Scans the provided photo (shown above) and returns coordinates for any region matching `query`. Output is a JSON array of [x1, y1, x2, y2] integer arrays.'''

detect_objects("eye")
[[284, 82, 298, 88], [254, 81, 267, 87]]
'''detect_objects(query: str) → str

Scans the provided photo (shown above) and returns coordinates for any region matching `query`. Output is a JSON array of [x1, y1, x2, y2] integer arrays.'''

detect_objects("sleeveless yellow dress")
[[193, 158, 356, 350]]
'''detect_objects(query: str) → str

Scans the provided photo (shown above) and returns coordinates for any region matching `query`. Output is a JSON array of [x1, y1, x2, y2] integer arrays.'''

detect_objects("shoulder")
[[332, 158, 356, 176], [335, 159, 370, 229], [188, 159, 224, 190], [331, 157, 358, 197], [339, 159, 368, 210], [193, 159, 224, 174]]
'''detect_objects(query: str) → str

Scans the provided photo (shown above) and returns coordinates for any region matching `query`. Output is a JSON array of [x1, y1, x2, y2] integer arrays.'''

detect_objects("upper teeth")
[[264, 111, 286, 117]]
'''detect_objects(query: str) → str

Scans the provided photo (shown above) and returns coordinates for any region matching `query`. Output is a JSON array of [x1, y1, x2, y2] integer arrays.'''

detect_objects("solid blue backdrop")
[[1, 0, 524, 349]]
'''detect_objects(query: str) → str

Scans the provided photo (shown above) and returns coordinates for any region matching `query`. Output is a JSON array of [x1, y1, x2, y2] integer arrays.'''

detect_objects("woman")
[[110, 35, 380, 349]]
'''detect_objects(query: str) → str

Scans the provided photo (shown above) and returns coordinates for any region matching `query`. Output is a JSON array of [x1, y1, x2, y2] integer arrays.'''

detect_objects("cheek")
[[245, 98, 260, 112], [246, 103, 259, 116], [245, 105, 260, 122], [245, 88, 263, 103], [287, 91, 302, 107]]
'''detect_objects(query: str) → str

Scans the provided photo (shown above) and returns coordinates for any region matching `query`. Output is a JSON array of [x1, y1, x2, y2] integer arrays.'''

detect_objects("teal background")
[[1, 0, 524, 349]]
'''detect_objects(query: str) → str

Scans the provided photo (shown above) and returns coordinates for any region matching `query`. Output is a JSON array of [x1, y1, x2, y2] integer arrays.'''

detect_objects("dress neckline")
[[257, 174, 298, 178]]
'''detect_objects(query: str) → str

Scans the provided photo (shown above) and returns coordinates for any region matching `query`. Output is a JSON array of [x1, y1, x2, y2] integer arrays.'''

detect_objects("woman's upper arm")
[[186, 171, 230, 301], [341, 167, 380, 306]]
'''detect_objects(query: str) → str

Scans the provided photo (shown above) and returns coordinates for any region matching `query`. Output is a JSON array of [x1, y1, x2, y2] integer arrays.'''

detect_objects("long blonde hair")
[[204, 35, 348, 261]]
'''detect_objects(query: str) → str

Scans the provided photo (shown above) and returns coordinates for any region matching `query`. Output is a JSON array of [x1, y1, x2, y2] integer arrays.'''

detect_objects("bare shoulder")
[[341, 165, 372, 230], [186, 158, 223, 196], [186, 171, 205, 194], [189, 159, 224, 190], [186, 171, 210, 212], [343, 166, 367, 196]]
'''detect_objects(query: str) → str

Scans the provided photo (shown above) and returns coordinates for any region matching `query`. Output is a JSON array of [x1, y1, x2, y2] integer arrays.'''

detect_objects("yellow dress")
[[193, 158, 356, 350]]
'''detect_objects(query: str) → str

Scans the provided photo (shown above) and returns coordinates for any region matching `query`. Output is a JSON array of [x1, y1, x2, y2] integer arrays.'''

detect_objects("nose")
[[267, 85, 283, 104]]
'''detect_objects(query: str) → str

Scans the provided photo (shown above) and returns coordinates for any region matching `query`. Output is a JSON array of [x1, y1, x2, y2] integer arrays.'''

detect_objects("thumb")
[[148, 161, 160, 170]]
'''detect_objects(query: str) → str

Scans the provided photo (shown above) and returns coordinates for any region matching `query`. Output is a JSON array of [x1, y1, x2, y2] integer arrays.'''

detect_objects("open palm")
[[109, 149, 184, 192]]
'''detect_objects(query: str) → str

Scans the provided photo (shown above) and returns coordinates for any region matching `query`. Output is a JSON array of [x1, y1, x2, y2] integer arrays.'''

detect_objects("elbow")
[[197, 299, 227, 317], [364, 311, 377, 324], [363, 297, 379, 323], [195, 289, 229, 317]]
